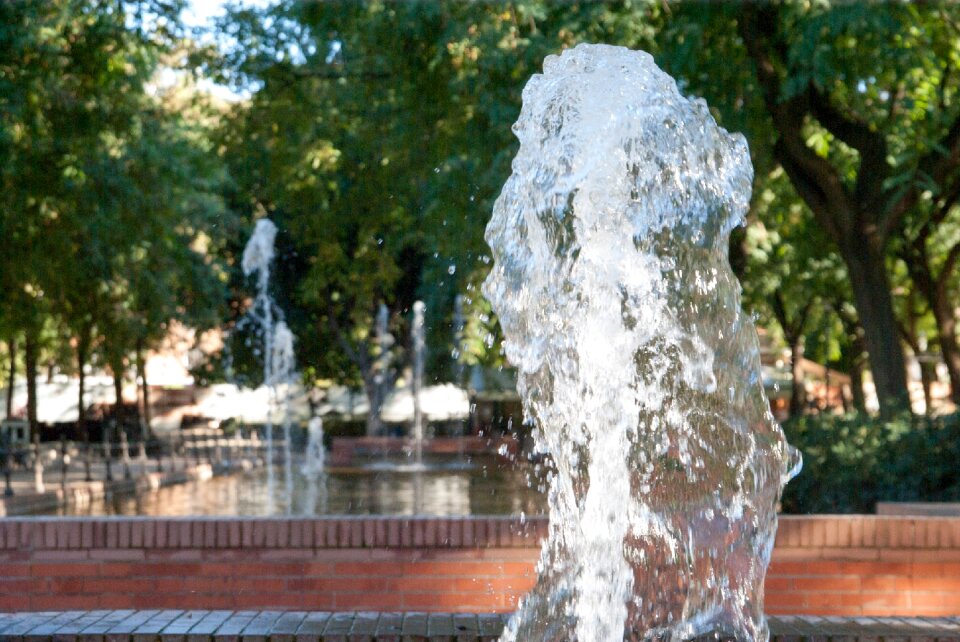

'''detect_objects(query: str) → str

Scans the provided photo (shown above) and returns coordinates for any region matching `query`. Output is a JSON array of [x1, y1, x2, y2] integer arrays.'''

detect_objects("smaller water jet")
[[301, 415, 328, 515], [411, 301, 426, 468]]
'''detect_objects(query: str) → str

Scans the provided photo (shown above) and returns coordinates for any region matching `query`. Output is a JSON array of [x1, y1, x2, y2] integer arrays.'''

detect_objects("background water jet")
[[241, 218, 299, 515], [483, 44, 800, 642]]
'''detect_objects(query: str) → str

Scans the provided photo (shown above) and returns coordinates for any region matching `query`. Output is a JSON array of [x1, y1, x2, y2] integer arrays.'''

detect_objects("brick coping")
[[2, 515, 959, 552], [1, 611, 959, 640]]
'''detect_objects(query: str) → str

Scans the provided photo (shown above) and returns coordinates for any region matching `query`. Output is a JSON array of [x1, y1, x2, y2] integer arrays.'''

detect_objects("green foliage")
[[0, 0, 229, 401], [781, 412, 960, 513]]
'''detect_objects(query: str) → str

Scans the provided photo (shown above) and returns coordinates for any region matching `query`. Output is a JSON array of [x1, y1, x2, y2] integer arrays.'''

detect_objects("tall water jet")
[[483, 44, 800, 642], [272, 320, 297, 511], [371, 303, 394, 437], [242, 218, 298, 514], [411, 301, 426, 467]]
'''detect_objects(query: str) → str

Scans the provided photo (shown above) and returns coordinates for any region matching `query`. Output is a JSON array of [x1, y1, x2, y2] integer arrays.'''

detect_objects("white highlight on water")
[[483, 44, 800, 642]]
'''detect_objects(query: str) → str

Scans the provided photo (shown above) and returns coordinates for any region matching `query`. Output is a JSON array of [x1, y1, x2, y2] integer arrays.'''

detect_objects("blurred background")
[[2, 1, 960, 514]]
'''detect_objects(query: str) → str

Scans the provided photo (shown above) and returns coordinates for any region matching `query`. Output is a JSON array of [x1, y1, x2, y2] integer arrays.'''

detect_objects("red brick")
[[0, 595, 27, 609], [334, 562, 405, 576], [43, 521, 57, 548], [451, 577, 534, 593], [84, 577, 156, 593], [860, 591, 911, 610], [232, 561, 304, 576], [98, 592, 137, 608], [32, 562, 99, 577], [231, 577, 286, 593], [0, 578, 47, 594], [151, 577, 185, 593], [793, 576, 861, 592], [30, 593, 98, 609], [763, 591, 808, 609], [142, 520, 155, 548], [48, 577, 85, 593], [182, 576, 231, 593], [229, 519, 241, 548], [0, 563, 30, 576], [805, 591, 864, 608], [118, 520, 131, 547], [298, 593, 338, 610], [499, 562, 536, 577], [66, 521, 81, 549], [350, 520, 362, 547], [861, 576, 897, 591], [911, 562, 945, 577], [404, 591, 502, 611], [762, 576, 793, 592], [233, 592, 303, 608], [393, 577, 454, 592], [192, 520, 205, 548], [336, 592, 405, 610], [910, 576, 960, 592]]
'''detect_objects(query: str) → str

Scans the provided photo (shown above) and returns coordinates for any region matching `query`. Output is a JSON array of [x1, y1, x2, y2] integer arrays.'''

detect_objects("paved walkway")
[[0, 611, 958, 641]]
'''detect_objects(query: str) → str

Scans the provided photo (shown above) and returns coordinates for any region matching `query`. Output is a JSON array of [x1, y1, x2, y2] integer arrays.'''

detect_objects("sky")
[[182, 0, 273, 30], [172, 0, 275, 101]]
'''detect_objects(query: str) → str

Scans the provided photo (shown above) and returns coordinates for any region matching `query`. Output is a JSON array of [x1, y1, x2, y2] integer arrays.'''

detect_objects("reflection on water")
[[38, 457, 546, 517]]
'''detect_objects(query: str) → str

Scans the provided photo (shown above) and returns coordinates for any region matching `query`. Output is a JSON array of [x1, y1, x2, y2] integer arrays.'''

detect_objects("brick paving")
[[1, 611, 960, 640]]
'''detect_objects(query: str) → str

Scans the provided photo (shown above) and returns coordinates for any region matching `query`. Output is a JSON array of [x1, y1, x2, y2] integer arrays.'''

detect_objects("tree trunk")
[[364, 374, 383, 437], [77, 338, 87, 441], [113, 368, 124, 427], [919, 361, 935, 416], [24, 329, 38, 442], [5, 338, 15, 418], [849, 358, 867, 414], [842, 241, 909, 415], [789, 339, 805, 418], [929, 292, 960, 407], [135, 339, 151, 441]]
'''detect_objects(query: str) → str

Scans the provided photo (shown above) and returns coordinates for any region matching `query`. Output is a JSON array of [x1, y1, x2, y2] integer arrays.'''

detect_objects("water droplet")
[[448, 265, 456, 275]]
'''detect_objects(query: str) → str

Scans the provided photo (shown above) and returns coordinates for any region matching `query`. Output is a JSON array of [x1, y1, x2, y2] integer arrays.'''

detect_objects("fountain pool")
[[25, 456, 545, 517]]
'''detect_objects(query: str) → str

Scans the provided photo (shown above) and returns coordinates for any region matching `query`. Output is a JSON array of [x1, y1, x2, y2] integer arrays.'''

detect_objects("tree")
[[741, 167, 854, 417], [0, 0, 227, 443], [659, 3, 960, 414]]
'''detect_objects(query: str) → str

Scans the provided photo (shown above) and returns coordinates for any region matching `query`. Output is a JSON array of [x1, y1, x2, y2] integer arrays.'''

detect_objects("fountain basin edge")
[[0, 515, 958, 616]]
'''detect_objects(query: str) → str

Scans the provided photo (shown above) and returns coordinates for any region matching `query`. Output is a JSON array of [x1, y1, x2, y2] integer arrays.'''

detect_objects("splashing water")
[[483, 44, 800, 642]]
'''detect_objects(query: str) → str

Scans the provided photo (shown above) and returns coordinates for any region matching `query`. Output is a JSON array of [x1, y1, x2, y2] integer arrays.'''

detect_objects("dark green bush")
[[780, 411, 960, 513]]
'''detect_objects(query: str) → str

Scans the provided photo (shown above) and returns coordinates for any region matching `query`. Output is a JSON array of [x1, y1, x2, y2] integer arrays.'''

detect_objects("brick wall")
[[1, 516, 959, 615], [770, 515, 960, 617]]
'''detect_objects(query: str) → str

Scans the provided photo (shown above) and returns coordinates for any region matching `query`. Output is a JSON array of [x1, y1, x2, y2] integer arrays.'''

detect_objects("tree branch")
[[326, 301, 364, 370], [807, 83, 889, 213], [883, 112, 960, 239], [936, 240, 960, 294], [739, 5, 856, 241]]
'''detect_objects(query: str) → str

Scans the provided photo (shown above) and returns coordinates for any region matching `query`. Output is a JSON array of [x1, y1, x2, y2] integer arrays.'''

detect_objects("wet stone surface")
[[1, 612, 959, 641]]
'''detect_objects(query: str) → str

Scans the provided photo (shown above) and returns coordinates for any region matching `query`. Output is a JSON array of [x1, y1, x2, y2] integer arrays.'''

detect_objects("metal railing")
[[0, 429, 273, 497]]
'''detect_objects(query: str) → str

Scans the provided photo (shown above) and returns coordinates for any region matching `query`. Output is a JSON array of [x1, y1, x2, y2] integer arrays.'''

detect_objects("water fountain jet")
[[241, 218, 298, 514], [483, 44, 800, 642]]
